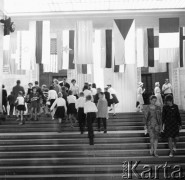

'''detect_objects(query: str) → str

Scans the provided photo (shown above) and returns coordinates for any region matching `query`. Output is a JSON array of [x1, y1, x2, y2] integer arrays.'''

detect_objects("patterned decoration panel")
[[50, 38, 57, 55]]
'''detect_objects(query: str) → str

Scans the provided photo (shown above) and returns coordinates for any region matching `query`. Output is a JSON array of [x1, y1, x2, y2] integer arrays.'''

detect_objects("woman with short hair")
[[144, 95, 162, 157], [162, 95, 182, 157]]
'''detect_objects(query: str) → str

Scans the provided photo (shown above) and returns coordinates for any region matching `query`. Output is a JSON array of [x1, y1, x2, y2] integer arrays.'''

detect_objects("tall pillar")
[[0, 0, 4, 112]]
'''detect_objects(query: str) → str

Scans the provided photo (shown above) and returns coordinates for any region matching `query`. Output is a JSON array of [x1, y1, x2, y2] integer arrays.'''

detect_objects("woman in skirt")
[[50, 92, 67, 131], [15, 91, 26, 125], [107, 85, 119, 116], [67, 90, 77, 128], [48, 85, 58, 120]]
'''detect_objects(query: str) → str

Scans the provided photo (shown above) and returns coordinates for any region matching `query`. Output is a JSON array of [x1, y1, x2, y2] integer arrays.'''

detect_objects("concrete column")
[[0, 0, 4, 112]]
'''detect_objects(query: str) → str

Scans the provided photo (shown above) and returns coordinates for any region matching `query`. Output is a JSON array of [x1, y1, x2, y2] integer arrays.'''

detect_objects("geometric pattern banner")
[[43, 37, 58, 73], [148, 28, 167, 73], [114, 19, 135, 65], [159, 17, 179, 63], [180, 27, 185, 67]]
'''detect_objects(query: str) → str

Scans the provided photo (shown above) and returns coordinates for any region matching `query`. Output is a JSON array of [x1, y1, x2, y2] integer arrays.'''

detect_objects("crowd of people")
[[136, 78, 173, 112], [137, 79, 182, 158], [1, 78, 119, 145], [1, 77, 182, 151]]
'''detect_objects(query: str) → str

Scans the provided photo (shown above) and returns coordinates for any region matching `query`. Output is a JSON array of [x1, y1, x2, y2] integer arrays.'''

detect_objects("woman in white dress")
[[137, 82, 145, 112], [154, 82, 163, 109]]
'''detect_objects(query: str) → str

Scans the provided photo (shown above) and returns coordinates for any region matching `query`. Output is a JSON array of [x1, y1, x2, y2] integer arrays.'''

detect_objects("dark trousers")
[[97, 118, 107, 131], [86, 112, 96, 145], [78, 108, 86, 134], [9, 104, 15, 116]]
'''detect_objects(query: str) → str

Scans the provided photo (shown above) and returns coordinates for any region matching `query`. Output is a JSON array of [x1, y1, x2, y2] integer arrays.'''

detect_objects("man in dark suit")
[[59, 77, 70, 92]]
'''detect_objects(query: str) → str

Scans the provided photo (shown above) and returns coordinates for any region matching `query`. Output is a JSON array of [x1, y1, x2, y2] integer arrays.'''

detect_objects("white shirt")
[[75, 97, 86, 109], [84, 101, 98, 114], [48, 90, 58, 100], [91, 88, 97, 96], [108, 87, 116, 95], [162, 83, 172, 94], [70, 84, 79, 95], [67, 95, 76, 104], [16, 96, 25, 105], [83, 89, 92, 97], [50, 97, 67, 111]]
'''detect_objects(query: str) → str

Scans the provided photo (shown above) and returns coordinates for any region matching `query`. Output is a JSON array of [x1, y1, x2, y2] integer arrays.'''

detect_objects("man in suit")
[[59, 77, 70, 92]]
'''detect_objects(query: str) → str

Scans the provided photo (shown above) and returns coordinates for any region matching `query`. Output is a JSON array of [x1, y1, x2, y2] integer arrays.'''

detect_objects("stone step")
[[0, 126, 184, 133], [0, 142, 183, 151], [0, 156, 185, 166], [0, 137, 185, 146], [0, 132, 185, 139], [0, 121, 146, 126], [0, 163, 185, 175], [0, 173, 159, 180], [4, 116, 185, 122], [0, 142, 184, 151], [0, 127, 147, 133], [0, 148, 185, 159]]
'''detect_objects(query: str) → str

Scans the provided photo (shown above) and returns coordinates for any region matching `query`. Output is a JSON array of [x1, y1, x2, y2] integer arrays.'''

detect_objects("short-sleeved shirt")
[[17, 96, 25, 105]]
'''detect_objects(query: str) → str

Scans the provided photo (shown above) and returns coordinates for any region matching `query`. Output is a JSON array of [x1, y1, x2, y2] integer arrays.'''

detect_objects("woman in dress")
[[162, 95, 182, 157], [137, 82, 145, 112], [144, 95, 162, 157], [154, 82, 163, 109]]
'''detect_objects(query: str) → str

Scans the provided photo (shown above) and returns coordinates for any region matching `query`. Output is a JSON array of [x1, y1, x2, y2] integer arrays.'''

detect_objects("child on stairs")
[[84, 95, 98, 145], [67, 90, 77, 128], [75, 92, 86, 134], [15, 91, 26, 125], [50, 92, 67, 132]]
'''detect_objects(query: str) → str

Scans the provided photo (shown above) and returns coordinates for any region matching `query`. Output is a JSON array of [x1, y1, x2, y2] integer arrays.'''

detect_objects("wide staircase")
[[0, 112, 185, 180]]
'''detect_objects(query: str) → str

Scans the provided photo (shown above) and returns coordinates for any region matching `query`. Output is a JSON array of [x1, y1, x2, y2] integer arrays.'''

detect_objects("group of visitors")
[[136, 78, 173, 112], [2, 77, 181, 151], [138, 79, 181, 158], [1, 78, 119, 145]]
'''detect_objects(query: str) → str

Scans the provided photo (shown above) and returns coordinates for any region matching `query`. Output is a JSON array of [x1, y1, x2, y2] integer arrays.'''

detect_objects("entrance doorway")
[[141, 72, 169, 104]]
